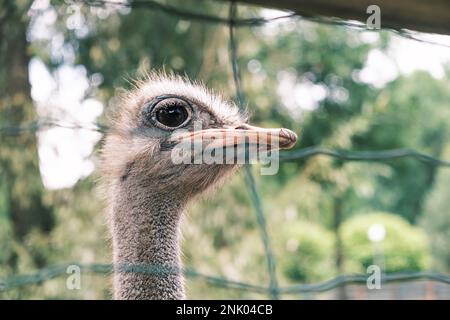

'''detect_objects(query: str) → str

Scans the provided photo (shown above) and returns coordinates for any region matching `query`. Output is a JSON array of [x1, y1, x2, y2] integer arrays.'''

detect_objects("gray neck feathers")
[[111, 181, 186, 300]]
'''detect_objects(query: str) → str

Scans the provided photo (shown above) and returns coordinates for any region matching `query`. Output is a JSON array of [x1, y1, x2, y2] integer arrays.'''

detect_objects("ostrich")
[[101, 73, 297, 300]]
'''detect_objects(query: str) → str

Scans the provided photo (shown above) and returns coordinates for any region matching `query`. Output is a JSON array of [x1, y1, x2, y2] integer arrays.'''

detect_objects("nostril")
[[234, 124, 249, 130]]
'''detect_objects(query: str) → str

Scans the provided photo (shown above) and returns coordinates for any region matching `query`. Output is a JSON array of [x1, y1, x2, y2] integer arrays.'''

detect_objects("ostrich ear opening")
[[168, 123, 298, 151]]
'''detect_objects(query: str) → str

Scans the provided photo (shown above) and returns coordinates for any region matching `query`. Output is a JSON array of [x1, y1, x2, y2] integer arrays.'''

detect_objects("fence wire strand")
[[2, 262, 450, 296], [1, 0, 450, 299], [281, 147, 450, 167], [2, 121, 449, 168], [229, 2, 279, 299]]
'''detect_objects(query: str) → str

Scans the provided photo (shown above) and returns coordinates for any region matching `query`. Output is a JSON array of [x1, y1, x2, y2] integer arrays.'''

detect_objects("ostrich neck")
[[111, 183, 186, 300]]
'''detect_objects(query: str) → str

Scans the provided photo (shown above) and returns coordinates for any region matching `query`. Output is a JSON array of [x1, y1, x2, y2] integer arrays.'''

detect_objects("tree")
[[341, 212, 430, 273], [421, 145, 450, 272], [0, 1, 54, 274]]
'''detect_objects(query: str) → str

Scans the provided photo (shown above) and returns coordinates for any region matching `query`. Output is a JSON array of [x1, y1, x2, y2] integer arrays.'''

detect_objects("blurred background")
[[1, 0, 450, 299]]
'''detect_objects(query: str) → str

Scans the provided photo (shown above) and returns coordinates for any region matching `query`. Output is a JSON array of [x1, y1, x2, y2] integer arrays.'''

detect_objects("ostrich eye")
[[146, 97, 192, 130], [156, 103, 188, 127]]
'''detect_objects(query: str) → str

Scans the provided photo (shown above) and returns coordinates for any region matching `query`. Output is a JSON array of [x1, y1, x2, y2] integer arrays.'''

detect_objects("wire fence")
[[1, 0, 450, 299], [2, 262, 450, 297], [2, 121, 450, 167]]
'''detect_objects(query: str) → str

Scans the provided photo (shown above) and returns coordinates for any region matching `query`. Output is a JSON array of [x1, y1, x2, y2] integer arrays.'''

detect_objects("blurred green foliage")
[[1, 0, 450, 299], [341, 212, 430, 273], [421, 164, 450, 272], [278, 220, 334, 282]]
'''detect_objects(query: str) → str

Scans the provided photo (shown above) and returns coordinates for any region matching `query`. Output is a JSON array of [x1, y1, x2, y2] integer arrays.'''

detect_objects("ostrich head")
[[102, 73, 297, 198], [101, 72, 297, 299]]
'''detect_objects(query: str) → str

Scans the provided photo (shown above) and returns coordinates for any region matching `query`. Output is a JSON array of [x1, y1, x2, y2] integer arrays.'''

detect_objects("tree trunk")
[[0, 2, 53, 265], [333, 196, 347, 299]]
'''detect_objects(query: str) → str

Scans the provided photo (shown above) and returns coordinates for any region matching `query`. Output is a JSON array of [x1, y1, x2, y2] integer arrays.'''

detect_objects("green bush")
[[341, 212, 430, 273], [279, 220, 334, 282]]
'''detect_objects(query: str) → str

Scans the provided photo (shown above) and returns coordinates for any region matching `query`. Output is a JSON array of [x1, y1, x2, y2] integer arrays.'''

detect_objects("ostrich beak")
[[169, 123, 297, 151]]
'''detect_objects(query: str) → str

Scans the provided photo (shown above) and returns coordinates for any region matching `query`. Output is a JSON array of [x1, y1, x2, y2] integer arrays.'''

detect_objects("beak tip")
[[279, 128, 298, 149]]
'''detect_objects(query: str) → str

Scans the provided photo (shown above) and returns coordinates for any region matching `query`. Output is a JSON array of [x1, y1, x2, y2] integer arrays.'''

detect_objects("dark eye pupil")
[[156, 104, 188, 128]]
